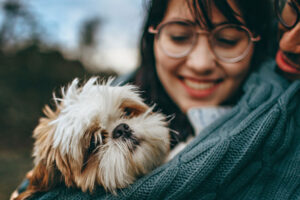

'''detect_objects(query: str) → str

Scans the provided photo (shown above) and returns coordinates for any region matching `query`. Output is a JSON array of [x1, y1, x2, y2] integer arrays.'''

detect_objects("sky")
[[15, 0, 147, 74]]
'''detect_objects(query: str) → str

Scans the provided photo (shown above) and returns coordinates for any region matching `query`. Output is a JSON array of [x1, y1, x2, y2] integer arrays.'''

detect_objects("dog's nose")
[[112, 123, 132, 139]]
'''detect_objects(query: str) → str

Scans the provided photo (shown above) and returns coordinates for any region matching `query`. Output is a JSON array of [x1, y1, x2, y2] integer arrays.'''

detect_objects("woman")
[[275, 0, 300, 79], [14, 0, 300, 199], [131, 0, 274, 148]]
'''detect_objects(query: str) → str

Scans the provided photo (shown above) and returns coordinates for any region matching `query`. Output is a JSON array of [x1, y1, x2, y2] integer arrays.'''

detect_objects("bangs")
[[187, 0, 243, 29]]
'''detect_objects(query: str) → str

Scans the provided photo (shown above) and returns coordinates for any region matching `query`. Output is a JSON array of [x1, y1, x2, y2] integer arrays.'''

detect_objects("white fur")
[[31, 77, 170, 194]]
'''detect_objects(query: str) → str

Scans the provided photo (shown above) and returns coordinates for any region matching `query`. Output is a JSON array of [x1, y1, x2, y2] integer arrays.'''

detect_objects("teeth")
[[184, 79, 215, 90]]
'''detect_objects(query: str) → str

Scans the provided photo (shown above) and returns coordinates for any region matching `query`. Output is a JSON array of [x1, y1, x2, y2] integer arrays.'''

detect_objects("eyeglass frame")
[[148, 21, 261, 63], [274, 0, 300, 29]]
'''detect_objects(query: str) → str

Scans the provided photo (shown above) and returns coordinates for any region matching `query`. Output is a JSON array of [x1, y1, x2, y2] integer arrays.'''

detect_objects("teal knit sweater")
[[29, 60, 300, 200]]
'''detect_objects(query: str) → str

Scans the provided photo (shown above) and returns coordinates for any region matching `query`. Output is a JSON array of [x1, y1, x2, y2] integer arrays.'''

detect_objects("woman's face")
[[154, 0, 254, 113], [276, 0, 300, 78]]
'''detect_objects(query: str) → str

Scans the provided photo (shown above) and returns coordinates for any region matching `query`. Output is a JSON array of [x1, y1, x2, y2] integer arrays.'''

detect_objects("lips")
[[276, 50, 300, 75], [184, 79, 215, 90], [181, 77, 222, 98]]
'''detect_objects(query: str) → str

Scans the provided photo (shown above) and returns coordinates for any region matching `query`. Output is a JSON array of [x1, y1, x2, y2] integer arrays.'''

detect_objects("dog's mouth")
[[112, 123, 140, 151]]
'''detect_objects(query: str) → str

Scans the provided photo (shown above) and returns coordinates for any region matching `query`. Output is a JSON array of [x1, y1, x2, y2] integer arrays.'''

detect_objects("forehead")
[[162, 0, 244, 26]]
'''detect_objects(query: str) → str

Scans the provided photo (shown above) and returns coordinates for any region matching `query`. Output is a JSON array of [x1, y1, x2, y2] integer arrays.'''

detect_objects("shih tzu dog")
[[15, 77, 170, 200]]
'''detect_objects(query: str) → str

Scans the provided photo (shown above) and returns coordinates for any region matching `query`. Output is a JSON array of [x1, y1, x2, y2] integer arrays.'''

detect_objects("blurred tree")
[[0, 0, 41, 49], [78, 17, 102, 71], [0, 1, 117, 199], [79, 17, 101, 49]]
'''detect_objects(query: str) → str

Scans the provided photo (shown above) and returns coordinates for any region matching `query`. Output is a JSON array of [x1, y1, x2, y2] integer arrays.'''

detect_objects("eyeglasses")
[[274, 0, 300, 29], [148, 21, 260, 63]]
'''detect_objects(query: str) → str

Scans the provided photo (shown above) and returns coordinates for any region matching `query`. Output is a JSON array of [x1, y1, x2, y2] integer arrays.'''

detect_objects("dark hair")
[[133, 0, 273, 148]]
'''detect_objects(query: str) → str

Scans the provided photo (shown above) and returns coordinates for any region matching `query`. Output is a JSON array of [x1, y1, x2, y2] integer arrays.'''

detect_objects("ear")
[[33, 105, 59, 143], [14, 105, 64, 200], [33, 104, 77, 186], [33, 103, 65, 163]]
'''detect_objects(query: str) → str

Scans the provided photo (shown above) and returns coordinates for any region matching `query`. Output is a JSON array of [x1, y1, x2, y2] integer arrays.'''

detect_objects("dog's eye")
[[88, 135, 100, 153], [89, 130, 108, 150], [120, 99, 148, 118], [124, 107, 133, 117]]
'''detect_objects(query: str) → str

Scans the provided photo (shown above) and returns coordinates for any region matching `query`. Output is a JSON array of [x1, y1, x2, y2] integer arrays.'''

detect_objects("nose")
[[112, 123, 132, 139], [279, 23, 300, 54], [186, 36, 216, 74]]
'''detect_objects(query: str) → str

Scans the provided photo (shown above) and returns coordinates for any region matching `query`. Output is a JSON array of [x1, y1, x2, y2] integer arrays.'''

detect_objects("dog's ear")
[[33, 104, 77, 186], [14, 105, 65, 200], [32, 105, 59, 165]]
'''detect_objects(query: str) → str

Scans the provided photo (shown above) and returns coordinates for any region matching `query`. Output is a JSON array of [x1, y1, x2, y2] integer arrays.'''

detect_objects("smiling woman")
[[133, 0, 273, 147], [150, 0, 258, 112]]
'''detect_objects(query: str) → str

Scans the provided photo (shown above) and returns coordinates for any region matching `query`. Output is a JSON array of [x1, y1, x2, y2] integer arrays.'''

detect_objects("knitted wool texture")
[[29, 60, 300, 200]]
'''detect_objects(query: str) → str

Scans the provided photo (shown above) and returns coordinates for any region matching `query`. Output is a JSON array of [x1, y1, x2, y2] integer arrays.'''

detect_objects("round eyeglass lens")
[[212, 26, 250, 60], [277, 0, 298, 27], [158, 22, 195, 57]]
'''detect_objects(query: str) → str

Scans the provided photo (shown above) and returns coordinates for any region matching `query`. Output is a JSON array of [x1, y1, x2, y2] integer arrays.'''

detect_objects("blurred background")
[[0, 0, 145, 199]]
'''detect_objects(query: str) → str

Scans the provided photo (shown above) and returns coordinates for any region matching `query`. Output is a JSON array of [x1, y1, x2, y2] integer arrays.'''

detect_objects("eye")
[[82, 131, 103, 172], [88, 134, 101, 154], [215, 37, 239, 47], [83, 125, 104, 154], [169, 34, 193, 44], [123, 107, 133, 117], [122, 106, 146, 118], [120, 99, 149, 118]]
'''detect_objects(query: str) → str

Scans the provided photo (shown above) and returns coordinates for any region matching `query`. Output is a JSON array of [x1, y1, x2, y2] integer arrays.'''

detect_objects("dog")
[[15, 77, 170, 199]]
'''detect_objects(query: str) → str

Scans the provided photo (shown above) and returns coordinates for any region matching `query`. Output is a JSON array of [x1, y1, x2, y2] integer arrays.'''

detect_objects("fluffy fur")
[[15, 77, 169, 199]]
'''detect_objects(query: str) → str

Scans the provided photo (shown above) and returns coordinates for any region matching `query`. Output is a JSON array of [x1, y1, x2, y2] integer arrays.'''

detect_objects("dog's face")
[[31, 78, 169, 194]]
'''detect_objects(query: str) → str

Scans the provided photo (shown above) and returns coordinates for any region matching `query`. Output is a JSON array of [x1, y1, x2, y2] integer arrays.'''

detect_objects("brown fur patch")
[[81, 123, 102, 172], [55, 151, 76, 187], [120, 99, 148, 118], [14, 104, 64, 200]]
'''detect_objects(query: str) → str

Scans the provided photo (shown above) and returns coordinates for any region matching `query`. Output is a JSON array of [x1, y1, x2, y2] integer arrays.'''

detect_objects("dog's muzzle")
[[112, 123, 139, 147], [112, 123, 132, 139]]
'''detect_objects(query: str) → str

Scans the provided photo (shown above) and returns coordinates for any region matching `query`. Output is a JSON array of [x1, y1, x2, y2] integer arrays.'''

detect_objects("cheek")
[[225, 60, 251, 79], [222, 48, 253, 91], [154, 40, 185, 82], [154, 40, 179, 72], [226, 47, 253, 77]]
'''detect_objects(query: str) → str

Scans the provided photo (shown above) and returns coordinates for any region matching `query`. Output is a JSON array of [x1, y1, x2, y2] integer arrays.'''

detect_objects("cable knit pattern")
[[28, 60, 300, 200]]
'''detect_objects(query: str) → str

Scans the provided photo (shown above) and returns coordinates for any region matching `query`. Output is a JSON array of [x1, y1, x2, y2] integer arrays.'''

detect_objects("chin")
[[14, 77, 169, 199]]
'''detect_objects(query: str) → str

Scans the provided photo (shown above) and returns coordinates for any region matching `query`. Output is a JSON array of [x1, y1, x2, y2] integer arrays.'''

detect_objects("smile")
[[184, 79, 215, 90], [181, 78, 222, 98], [276, 51, 300, 74]]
